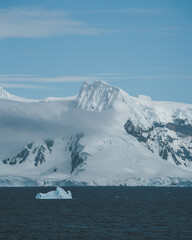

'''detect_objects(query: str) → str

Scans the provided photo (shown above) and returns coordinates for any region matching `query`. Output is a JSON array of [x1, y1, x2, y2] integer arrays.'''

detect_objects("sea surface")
[[0, 187, 192, 240]]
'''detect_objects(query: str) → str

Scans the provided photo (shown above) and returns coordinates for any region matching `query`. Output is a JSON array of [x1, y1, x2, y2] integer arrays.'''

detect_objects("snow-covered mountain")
[[0, 81, 192, 186], [0, 87, 35, 102]]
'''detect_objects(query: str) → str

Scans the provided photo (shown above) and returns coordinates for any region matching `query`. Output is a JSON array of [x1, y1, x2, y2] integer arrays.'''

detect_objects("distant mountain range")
[[0, 81, 192, 186]]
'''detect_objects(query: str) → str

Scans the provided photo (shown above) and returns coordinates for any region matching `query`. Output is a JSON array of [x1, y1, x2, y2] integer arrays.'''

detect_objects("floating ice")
[[35, 186, 72, 199]]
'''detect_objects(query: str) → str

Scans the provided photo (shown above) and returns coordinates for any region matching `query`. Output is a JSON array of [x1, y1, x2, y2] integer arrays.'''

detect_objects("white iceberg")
[[35, 186, 72, 199]]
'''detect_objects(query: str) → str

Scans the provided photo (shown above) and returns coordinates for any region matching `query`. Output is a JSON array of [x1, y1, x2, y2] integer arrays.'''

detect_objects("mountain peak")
[[0, 87, 11, 98], [76, 80, 123, 111], [0, 86, 36, 102]]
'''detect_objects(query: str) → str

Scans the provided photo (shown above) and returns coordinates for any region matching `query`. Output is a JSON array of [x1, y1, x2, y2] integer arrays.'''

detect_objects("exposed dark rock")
[[159, 147, 168, 160], [178, 146, 192, 162], [166, 136, 174, 143], [34, 145, 46, 166], [153, 122, 165, 128], [17, 149, 30, 164], [166, 119, 192, 136], [166, 123, 176, 131], [33, 147, 37, 154], [2, 135, 90, 169], [124, 118, 192, 167], [45, 139, 54, 153], [174, 118, 185, 125], [124, 120, 153, 143], [66, 134, 89, 173], [27, 143, 33, 149], [171, 153, 181, 165], [3, 148, 30, 165]]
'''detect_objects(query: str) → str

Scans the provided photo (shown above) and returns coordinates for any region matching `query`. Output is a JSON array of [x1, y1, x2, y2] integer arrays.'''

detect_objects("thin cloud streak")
[[0, 83, 47, 89], [84, 8, 164, 14], [0, 8, 100, 38], [0, 8, 188, 39], [0, 74, 36, 77], [109, 26, 192, 35], [0, 75, 101, 83], [0, 74, 192, 90], [0, 7, 187, 39]]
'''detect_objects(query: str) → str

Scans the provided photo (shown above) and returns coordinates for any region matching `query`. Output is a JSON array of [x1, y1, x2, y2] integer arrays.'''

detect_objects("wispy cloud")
[[0, 83, 46, 89], [84, 8, 164, 14], [0, 8, 100, 39], [0, 73, 192, 89], [108, 25, 192, 35], [0, 75, 100, 83], [0, 7, 189, 39]]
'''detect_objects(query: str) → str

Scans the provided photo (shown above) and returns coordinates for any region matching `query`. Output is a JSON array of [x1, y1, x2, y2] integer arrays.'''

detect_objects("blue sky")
[[0, 0, 192, 103]]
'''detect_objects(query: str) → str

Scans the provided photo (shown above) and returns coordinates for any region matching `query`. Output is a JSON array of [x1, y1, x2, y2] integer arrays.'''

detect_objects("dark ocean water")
[[0, 187, 192, 240]]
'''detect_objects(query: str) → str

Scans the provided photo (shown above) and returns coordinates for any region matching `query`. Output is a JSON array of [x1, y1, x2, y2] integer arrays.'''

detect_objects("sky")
[[0, 0, 192, 103]]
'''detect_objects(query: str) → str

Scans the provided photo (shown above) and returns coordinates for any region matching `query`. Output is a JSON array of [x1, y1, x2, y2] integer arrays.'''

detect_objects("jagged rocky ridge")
[[0, 80, 192, 186], [3, 135, 89, 175], [124, 119, 192, 167]]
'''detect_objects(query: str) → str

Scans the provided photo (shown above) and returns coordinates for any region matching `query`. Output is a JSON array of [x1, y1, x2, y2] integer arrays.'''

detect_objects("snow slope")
[[0, 81, 192, 186], [0, 87, 31, 102], [0, 86, 77, 103]]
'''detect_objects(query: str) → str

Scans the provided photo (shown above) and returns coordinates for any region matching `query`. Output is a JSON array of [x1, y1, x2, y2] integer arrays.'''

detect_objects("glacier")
[[0, 80, 192, 187]]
